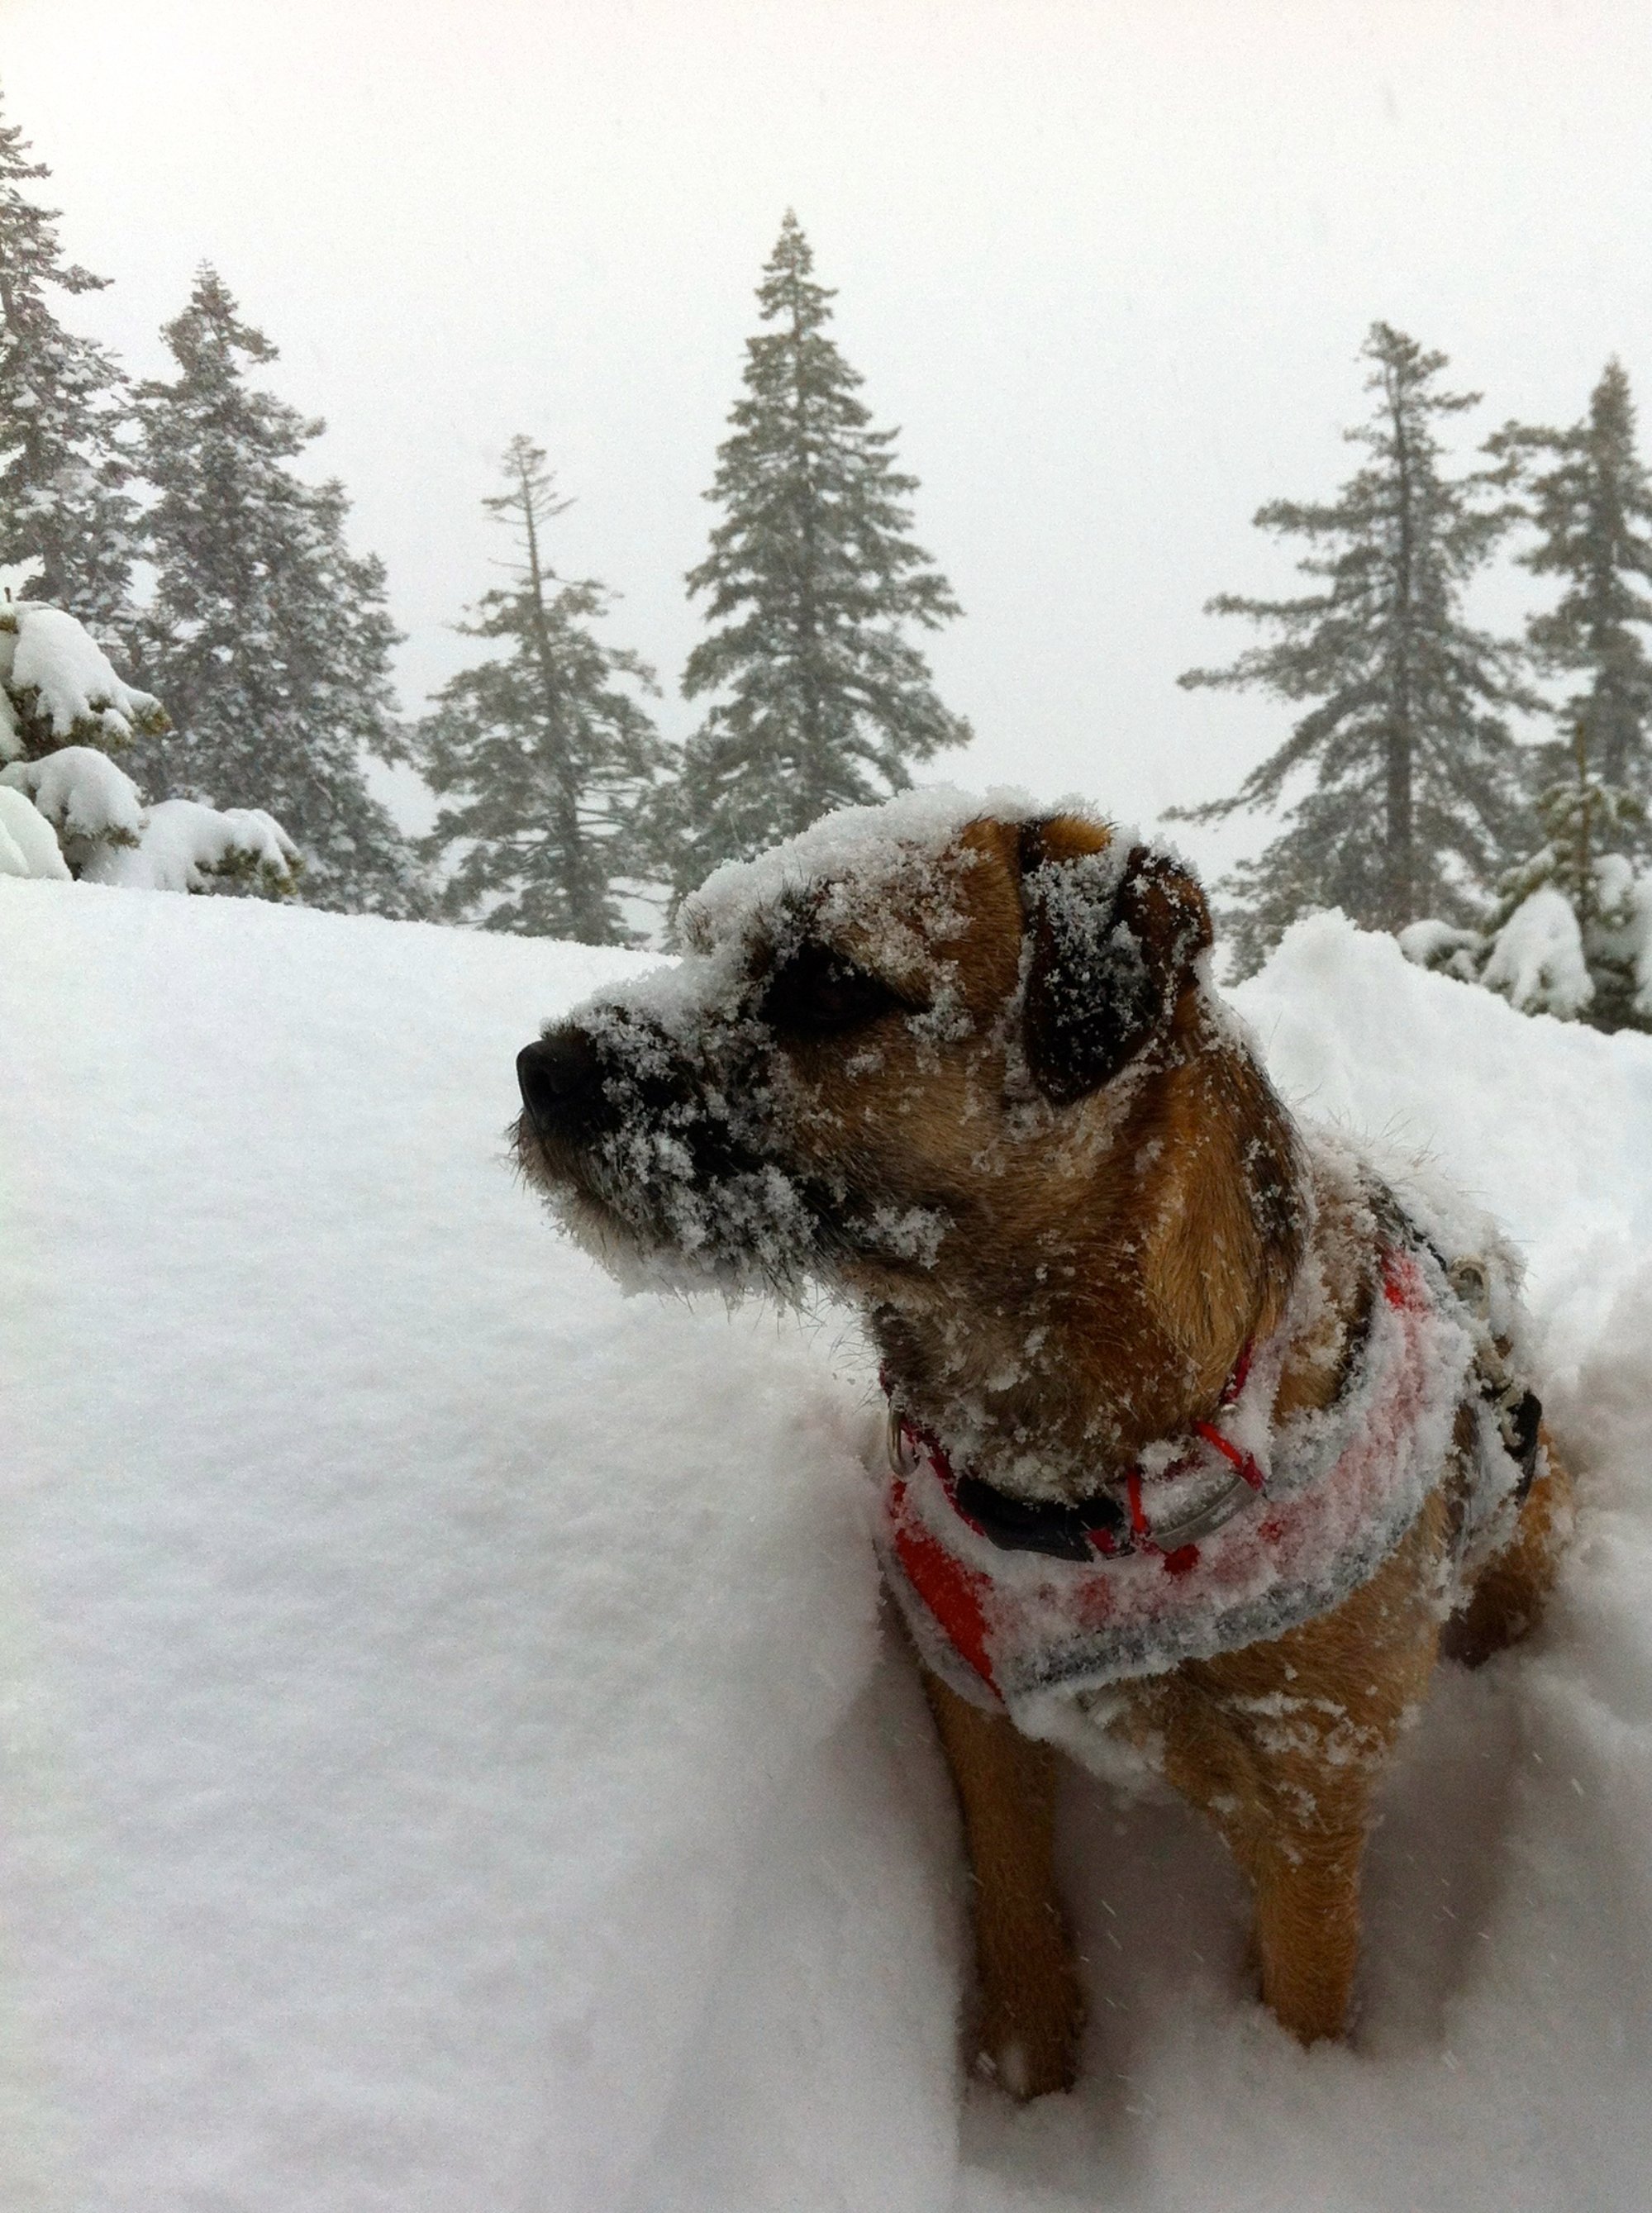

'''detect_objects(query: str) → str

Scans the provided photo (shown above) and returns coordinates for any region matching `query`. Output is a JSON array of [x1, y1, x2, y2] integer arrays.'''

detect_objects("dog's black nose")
[[517, 1028, 610, 1140]]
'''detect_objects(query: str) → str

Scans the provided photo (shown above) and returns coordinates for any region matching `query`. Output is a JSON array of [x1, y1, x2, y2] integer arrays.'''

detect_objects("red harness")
[[880, 1249, 1484, 1718]]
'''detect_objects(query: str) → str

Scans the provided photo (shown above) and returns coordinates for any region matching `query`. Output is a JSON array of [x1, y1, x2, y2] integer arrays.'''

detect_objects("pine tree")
[[1404, 729, 1652, 1032], [1487, 730, 1647, 1030], [1175, 323, 1526, 973], [421, 437, 669, 944], [0, 98, 137, 633], [1494, 727, 1643, 935], [129, 265, 419, 915], [1490, 359, 1652, 813], [677, 212, 969, 885], [1409, 360, 1652, 1028]]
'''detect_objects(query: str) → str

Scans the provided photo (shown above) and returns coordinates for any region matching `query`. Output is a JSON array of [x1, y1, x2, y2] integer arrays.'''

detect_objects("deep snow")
[[6, 878, 1652, 2211]]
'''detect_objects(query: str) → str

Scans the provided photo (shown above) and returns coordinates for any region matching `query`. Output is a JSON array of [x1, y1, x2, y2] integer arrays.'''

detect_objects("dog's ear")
[[1017, 816, 1212, 1103]]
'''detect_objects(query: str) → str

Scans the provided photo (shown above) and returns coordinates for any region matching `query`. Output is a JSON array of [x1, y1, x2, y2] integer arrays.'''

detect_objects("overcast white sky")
[[7, 0, 1652, 873]]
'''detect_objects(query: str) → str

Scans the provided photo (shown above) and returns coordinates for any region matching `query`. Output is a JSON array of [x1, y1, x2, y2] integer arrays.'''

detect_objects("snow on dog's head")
[[514, 788, 1226, 1300]]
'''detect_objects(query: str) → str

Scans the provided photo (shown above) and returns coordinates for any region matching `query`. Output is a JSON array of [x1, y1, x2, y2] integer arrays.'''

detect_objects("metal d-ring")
[[1145, 1468, 1261, 1550], [888, 1408, 923, 1478]]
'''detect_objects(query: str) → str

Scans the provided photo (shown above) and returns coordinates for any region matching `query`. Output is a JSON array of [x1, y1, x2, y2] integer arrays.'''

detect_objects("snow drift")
[[5, 879, 1652, 2211]]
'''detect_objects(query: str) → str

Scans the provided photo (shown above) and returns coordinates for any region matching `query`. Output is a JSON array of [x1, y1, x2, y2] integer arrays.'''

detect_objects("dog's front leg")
[[1145, 1675, 1375, 2044], [1236, 1816, 1369, 2044], [921, 1669, 1083, 2099], [1149, 1504, 1453, 2044]]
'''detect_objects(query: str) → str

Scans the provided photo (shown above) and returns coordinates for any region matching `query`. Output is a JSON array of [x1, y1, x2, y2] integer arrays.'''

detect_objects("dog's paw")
[[975, 2021, 1080, 2101], [976, 2036, 1077, 2102], [974, 1963, 1084, 2101]]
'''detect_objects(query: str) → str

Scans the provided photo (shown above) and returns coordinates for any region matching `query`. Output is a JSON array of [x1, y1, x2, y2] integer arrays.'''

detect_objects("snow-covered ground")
[[7, 877, 1652, 2212]]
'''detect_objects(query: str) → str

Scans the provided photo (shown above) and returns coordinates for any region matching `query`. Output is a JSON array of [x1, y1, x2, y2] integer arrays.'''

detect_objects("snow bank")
[[1235, 910, 1652, 1374], [5, 883, 1652, 2211]]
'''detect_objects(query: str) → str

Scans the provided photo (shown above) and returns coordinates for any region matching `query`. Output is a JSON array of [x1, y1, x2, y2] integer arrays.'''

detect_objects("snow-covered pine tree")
[[1406, 364, 1652, 1030], [1174, 323, 1526, 974], [0, 97, 138, 635], [1489, 359, 1652, 818], [420, 437, 670, 945], [1492, 728, 1650, 1028], [0, 555, 164, 764], [130, 266, 420, 915], [1402, 726, 1652, 1030], [676, 212, 969, 886], [0, 556, 298, 896]]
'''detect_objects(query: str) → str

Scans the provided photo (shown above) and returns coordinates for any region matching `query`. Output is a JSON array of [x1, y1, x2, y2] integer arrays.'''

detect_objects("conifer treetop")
[[140, 264, 317, 497], [421, 436, 669, 945], [0, 106, 108, 302], [486, 431, 573, 541], [688, 211, 960, 641], [0, 95, 137, 627], [157, 262, 285, 384], [131, 264, 417, 915], [1488, 358, 1652, 800], [676, 212, 969, 883], [1177, 320, 1525, 964]]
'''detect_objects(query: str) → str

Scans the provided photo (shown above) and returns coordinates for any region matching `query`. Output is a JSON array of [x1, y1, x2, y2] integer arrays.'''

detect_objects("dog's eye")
[[762, 944, 902, 1035]]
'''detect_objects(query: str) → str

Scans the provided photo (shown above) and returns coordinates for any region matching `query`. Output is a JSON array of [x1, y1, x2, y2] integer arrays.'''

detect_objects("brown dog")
[[514, 793, 1571, 2100]]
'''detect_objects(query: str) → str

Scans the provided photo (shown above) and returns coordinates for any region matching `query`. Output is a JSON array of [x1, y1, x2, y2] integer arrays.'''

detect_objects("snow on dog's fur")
[[515, 789, 1573, 2105]]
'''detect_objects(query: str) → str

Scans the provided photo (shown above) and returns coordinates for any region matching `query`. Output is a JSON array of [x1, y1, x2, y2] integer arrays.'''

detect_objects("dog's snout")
[[517, 1028, 611, 1140]]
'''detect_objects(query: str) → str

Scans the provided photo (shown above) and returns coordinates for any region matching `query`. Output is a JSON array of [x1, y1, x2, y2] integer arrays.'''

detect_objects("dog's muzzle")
[[517, 1026, 615, 1145]]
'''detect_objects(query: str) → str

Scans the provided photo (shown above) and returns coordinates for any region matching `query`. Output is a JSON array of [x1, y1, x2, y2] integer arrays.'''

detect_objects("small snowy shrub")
[[1403, 855, 1652, 1030], [0, 559, 298, 899], [0, 783, 71, 879], [1402, 741, 1652, 1031], [1479, 886, 1594, 1018], [1, 746, 145, 871], [0, 559, 166, 764], [1394, 918, 1483, 985], [83, 798, 298, 897]]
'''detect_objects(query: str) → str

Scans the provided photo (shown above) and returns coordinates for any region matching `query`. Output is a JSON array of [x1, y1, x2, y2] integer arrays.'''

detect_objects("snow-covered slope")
[[6, 882, 1652, 2212]]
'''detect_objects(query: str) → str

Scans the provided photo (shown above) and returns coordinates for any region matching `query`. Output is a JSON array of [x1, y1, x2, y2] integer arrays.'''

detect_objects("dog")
[[513, 791, 1572, 2101]]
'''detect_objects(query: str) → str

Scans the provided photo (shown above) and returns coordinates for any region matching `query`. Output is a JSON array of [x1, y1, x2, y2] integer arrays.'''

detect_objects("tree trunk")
[[520, 467, 605, 943], [1385, 363, 1417, 930], [790, 283, 824, 831], [1573, 720, 1595, 926]]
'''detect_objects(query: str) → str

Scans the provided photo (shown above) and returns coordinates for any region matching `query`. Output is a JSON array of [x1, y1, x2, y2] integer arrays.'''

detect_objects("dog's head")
[[513, 792, 1295, 1354]]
